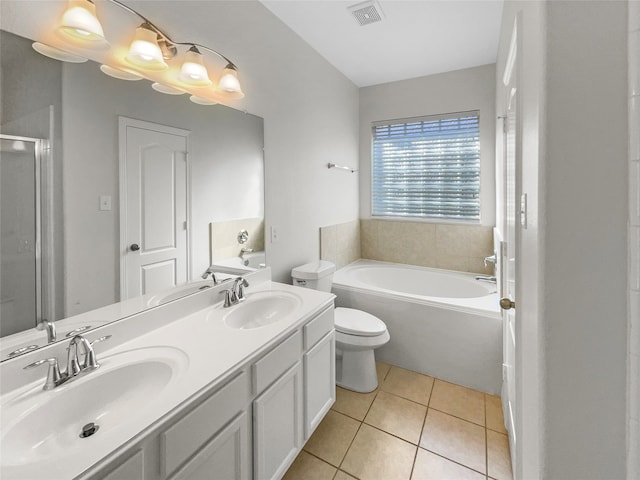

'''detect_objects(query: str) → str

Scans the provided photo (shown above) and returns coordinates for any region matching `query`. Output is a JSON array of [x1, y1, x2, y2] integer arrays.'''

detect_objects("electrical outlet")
[[270, 226, 279, 243]]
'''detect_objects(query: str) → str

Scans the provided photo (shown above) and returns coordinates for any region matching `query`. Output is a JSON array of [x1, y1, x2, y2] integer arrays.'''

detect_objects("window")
[[371, 111, 480, 221]]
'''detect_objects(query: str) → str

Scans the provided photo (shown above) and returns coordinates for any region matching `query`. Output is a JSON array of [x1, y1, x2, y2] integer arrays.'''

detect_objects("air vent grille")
[[349, 1, 384, 26]]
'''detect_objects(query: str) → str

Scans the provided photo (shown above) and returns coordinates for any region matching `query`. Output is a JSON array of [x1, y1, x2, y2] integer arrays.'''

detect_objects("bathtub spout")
[[475, 275, 496, 283]]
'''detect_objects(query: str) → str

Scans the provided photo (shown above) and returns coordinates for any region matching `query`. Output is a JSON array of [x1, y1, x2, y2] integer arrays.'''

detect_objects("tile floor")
[[283, 362, 513, 480]]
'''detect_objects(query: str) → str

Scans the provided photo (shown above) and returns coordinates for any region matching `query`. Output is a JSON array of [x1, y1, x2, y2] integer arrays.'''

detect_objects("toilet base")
[[336, 348, 378, 393]]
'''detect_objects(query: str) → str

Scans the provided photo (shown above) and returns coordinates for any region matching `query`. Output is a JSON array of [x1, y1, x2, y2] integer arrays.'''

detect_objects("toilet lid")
[[334, 308, 387, 337]]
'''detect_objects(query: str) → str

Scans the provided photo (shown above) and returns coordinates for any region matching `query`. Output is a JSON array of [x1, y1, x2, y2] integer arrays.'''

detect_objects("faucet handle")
[[484, 255, 497, 268], [83, 335, 111, 370], [24, 358, 62, 390]]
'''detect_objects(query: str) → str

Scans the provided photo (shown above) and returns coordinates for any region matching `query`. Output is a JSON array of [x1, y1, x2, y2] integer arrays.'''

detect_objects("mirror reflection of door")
[[0, 136, 40, 336], [119, 118, 190, 300]]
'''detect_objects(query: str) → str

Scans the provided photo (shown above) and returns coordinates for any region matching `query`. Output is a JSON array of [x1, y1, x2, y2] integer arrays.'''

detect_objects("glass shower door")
[[0, 135, 40, 337]]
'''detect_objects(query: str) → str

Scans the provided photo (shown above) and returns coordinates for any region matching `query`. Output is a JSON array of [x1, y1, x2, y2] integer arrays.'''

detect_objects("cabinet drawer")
[[162, 372, 249, 478], [253, 330, 302, 394], [304, 307, 334, 350]]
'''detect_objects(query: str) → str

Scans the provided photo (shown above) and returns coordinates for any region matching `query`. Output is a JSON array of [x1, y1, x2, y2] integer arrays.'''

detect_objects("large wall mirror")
[[0, 28, 265, 357]]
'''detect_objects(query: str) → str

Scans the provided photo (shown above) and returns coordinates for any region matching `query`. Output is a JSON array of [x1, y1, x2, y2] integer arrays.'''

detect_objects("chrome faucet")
[[240, 246, 254, 258], [36, 319, 56, 343], [484, 254, 497, 268], [201, 266, 221, 285], [24, 334, 111, 390], [220, 277, 250, 308]]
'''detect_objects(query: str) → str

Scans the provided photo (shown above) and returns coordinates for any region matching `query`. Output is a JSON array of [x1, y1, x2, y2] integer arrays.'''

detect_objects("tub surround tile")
[[341, 424, 416, 480], [333, 386, 377, 421], [420, 409, 486, 474], [411, 449, 486, 480], [304, 410, 361, 467], [380, 366, 434, 406], [364, 391, 427, 444], [485, 394, 508, 434], [360, 219, 494, 274], [320, 220, 361, 269], [282, 451, 337, 480], [429, 380, 485, 426], [487, 430, 513, 480]]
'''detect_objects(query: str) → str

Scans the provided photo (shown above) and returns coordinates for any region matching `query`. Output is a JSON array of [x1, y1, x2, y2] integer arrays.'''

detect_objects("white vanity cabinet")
[[91, 305, 334, 480]]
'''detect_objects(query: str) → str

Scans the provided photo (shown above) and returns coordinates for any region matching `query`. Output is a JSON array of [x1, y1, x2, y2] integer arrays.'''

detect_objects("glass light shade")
[[125, 26, 167, 70], [100, 64, 143, 81], [58, 0, 106, 43], [189, 96, 217, 106], [152, 83, 185, 95], [218, 65, 243, 95], [32, 42, 88, 63], [179, 48, 212, 86]]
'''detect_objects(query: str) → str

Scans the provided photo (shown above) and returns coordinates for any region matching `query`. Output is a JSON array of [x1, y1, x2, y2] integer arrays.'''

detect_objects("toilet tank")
[[291, 260, 336, 292]]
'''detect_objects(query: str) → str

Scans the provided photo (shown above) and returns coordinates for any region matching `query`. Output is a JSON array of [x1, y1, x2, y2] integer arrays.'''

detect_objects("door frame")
[[118, 117, 192, 300]]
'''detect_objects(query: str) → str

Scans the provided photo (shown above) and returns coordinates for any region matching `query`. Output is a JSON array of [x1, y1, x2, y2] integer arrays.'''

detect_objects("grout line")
[[428, 405, 486, 428], [418, 445, 488, 477]]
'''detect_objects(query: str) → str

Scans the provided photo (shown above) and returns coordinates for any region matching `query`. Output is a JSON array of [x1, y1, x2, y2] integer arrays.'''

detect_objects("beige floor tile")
[[429, 379, 485, 426], [380, 366, 434, 405], [334, 471, 358, 480], [419, 409, 486, 474], [341, 424, 417, 480], [283, 451, 337, 480], [412, 449, 486, 480], [304, 410, 361, 467], [364, 391, 427, 444], [376, 361, 391, 385], [332, 386, 377, 421], [487, 430, 513, 480], [485, 394, 508, 434]]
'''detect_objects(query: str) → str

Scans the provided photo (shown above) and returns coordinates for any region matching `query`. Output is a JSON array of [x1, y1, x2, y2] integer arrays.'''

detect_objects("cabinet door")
[[304, 331, 335, 439], [253, 362, 303, 480], [169, 412, 250, 480]]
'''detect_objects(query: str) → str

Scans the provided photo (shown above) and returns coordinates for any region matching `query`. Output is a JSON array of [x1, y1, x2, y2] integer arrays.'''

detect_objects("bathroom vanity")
[[0, 269, 335, 480]]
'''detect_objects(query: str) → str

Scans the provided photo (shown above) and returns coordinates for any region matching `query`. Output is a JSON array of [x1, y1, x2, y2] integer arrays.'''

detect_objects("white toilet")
[[291, 260, 390, 393]]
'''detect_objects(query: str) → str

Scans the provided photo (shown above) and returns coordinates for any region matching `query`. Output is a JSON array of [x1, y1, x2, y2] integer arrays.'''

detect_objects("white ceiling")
[[261, 0, 504, 87]]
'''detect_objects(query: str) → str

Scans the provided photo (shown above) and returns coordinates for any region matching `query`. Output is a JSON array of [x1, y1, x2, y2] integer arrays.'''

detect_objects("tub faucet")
[[36, 319, 56, 343], [240, 247, 254, 258], [475, 275, 496, 283]]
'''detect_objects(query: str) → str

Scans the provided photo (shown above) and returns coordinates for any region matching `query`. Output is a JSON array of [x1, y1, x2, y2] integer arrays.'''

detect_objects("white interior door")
[[119, 118, 190, 300], [501, 19, 520, 474]]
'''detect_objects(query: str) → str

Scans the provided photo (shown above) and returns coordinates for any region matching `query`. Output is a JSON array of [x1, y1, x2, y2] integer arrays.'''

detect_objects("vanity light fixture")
[[33, 0, 244, 105], [125, 23, 168, 70], [58, 0, 107, 43], [179, 46, 212, 86]]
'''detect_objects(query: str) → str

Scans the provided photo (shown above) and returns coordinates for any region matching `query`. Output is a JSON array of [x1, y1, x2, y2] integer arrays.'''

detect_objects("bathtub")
[[332, 259, 502, 394]]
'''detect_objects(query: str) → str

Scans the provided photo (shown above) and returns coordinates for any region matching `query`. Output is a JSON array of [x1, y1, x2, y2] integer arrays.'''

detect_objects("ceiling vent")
[[348, 0, 384, 27]]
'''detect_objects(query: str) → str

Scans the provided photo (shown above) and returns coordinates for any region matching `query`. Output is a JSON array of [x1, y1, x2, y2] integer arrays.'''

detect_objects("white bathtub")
[[332, 260, 502, 394]]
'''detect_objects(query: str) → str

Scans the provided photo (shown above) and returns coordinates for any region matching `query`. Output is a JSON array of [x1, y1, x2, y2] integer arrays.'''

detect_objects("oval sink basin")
[[1, 346, 188, 467], [224, 292, 301, 330]]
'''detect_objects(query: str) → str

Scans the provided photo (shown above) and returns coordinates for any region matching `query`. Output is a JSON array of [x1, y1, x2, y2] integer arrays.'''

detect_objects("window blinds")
[[372, 111, 480, 221]]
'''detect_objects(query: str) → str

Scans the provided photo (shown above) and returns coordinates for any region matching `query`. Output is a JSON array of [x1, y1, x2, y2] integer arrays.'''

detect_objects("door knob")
[[499, 297, 516, 310], [130, 243, 140, 252]]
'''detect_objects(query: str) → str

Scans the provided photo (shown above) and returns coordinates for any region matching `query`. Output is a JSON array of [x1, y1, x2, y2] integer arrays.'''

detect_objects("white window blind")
[[372, 111, 480, 221]]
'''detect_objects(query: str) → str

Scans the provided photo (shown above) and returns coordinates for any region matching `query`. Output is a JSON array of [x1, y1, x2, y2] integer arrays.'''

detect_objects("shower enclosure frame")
[[1, 133, 53, 330]]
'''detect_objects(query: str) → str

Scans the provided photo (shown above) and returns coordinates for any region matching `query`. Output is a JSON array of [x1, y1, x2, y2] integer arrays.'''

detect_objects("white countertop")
[[0, 277, 334, 480]]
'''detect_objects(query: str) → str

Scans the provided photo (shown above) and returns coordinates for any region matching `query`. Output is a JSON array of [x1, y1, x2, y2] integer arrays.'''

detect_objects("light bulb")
[[218, 64, 244, 97], [58, 0, 107, 44], [125, 24, 167, 70], [179, 46, 212, 86]]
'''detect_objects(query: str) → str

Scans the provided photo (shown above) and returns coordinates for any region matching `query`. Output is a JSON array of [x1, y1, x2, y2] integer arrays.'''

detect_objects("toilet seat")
[[335, 307, 387, 337]]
